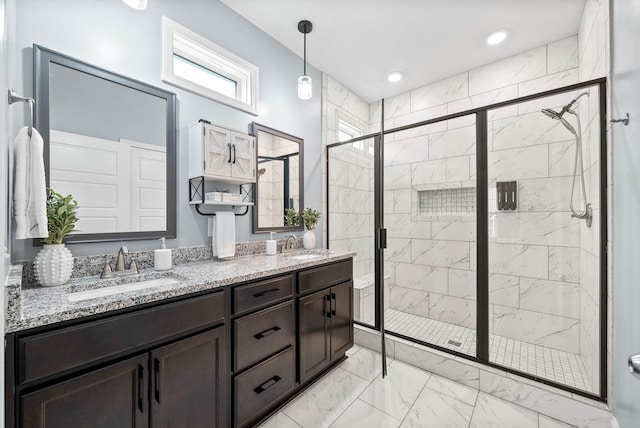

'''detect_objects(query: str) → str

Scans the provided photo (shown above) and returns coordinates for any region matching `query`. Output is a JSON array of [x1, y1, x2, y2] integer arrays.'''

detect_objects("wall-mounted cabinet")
[[189, 121, 256, 184]]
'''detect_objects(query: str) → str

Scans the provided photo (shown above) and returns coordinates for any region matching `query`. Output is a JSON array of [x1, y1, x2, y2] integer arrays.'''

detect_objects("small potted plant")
[[34, 189, 78, 286], [301, 207, 320, 250], [284, 208, 300, 227]]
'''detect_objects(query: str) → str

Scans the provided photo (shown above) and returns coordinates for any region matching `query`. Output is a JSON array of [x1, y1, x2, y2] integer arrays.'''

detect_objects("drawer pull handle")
[[254, 326, 281, 340], [137, 365, 144, 412], [253, 288, 280, 298], [254, 375, 282, 394], [154, 358, 161, 403]]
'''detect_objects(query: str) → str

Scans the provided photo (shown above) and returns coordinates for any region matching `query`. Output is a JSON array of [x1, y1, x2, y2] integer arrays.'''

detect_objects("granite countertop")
[[6, 249, 354, 333]]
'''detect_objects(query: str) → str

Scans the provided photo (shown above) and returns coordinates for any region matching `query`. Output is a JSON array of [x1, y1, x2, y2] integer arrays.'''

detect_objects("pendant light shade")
[[298, 75, 312, 100], [298, 20, 313, 100], [122, 0, 148, 10]]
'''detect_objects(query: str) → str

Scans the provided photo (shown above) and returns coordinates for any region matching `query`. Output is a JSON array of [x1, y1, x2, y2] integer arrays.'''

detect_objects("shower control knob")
[[628, 354, 640, 380]]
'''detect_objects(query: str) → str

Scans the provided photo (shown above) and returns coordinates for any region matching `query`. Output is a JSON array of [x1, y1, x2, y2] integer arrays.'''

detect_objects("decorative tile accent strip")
[[419, 187, 476, 216], [21, 238, 304, 287]]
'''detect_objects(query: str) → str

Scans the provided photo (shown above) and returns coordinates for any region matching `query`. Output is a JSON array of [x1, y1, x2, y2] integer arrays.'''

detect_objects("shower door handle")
[[629, 354, 640, 381], [377, 228, 387, 249]]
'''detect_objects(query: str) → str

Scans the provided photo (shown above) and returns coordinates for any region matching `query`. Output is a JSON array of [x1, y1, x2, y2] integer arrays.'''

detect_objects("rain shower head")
[[541, 108, 562, 120]]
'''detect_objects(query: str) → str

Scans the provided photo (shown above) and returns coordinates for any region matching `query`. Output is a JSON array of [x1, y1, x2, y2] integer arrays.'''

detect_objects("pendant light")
[[297, 20, 313, 100]]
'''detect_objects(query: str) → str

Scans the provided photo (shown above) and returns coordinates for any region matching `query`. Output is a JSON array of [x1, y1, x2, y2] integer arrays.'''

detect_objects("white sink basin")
[[67, 277, 180, 302], [288, 253, 325, 261]]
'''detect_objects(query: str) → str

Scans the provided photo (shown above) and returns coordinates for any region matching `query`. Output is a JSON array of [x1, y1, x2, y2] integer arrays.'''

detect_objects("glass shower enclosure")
[[327, 79, 606, 398]]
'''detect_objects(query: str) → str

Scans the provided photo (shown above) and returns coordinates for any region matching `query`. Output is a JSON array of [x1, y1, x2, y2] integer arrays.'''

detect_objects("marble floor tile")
[[470, 393, 538, 428], [359, 360, 431, 421], [400, 386, 474, 428], [258, 412, 302, 428], [330, 399, 401, 428], [338, 346, 392, 381], [262, 346, 609, 428], [425, 374, 479, 406], [281, 367, 370, 428]]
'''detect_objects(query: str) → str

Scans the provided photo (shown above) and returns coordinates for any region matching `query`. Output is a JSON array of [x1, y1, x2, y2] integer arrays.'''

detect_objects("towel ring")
[[8, 88, 35, 137]]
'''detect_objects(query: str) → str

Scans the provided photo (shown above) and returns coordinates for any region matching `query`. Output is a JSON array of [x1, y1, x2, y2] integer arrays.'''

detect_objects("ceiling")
[[221, 0, 586, 103]]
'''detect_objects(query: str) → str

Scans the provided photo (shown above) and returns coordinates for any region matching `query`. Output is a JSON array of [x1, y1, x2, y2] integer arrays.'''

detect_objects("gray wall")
[[611, 0, 640, 425], [9, 0, 322, 261]]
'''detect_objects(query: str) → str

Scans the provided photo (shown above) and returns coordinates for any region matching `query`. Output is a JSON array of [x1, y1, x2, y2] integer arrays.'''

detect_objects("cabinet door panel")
[[230, 132, 255, 182], [298, 290, 330, 383], [20, 354, 148, 428], [204, 124, 231, 177], [331, 281, 354, 360], [150, 328, 226, 428]]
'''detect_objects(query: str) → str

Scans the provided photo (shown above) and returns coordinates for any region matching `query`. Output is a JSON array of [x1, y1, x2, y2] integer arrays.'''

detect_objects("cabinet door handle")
[[232, 144, 237, 164], [325, 294, 332, 318], [254, 326, 281, 340], [253, 288, 280, 298], [137, 364, 144, 412], [154, 358, 161, 403], [227, 143, 232, 163], [253, 375, 281, 395], [331, 292, 337, 316]]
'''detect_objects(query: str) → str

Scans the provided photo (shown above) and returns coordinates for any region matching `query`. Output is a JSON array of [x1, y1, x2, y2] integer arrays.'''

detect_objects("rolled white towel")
[[14, 126, 48, 239]]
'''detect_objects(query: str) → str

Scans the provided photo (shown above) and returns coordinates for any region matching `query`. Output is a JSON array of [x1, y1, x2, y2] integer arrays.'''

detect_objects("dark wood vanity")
[[5, 258, 353, 428]]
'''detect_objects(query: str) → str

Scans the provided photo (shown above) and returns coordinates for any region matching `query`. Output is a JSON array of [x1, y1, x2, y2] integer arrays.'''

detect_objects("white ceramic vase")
[[303, 229, 316, 250], [35, 244, 74, 287]]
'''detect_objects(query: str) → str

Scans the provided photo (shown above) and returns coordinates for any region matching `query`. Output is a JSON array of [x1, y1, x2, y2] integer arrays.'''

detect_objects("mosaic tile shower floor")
[[384, 309, 593, 392]]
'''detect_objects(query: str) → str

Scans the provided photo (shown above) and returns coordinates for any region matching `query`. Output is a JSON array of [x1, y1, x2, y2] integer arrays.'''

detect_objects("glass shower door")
[[486, 84, 603, 394], [383, 115, 478, 357], [327, 137, 376, 326]]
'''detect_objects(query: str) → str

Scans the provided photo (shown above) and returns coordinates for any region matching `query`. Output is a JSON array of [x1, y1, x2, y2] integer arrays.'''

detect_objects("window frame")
[[162, 16, 259, 115]]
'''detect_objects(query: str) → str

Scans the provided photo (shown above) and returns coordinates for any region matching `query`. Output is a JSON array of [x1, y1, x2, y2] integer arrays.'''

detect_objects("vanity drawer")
[[17, 291, 225, 385], [234, 347, 295, 428], [233, 274, 294, 314], [234, 301, 294, 371], [297, 259, 353, 295]]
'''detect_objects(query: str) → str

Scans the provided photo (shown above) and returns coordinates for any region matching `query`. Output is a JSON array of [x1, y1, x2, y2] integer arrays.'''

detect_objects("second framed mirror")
[[252, 123, 304, 233]]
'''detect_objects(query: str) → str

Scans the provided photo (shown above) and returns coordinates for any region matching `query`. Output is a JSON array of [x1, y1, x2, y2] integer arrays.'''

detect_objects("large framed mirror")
[[252, 123, 304, 233], [34, 45, 177, 243]]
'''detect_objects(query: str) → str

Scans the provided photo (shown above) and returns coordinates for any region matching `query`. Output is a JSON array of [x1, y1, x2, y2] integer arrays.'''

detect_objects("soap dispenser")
[[154, 238, 172, 270], [266, 232, 277, 256]]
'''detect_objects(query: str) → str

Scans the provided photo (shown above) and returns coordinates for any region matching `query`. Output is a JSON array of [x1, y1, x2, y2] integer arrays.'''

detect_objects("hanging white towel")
[[13, 126, 48, 239], [212, 212, 235, 258]]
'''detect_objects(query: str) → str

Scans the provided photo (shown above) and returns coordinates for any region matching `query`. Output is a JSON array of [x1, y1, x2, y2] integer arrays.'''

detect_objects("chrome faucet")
[[101, 246, 139, 279], [283, 234, 297, 252]]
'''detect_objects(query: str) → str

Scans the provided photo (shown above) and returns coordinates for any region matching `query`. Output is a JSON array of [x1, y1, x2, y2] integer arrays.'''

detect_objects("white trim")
[[162, 16, 259, 115]]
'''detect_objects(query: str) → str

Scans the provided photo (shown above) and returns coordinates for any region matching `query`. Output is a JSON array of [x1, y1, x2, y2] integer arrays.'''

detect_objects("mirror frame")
[[252, 122, 304, 233], [33, 44, 177, 243]]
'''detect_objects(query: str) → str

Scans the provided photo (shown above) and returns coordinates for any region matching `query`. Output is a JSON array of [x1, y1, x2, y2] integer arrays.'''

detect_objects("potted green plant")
[[284, 208, 299, 227], [34, 189, 79, 286], [301, 207, 320, 249]]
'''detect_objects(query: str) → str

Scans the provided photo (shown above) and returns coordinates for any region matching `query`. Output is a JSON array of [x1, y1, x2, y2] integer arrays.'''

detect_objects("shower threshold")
[[385, 309, 593, 393]]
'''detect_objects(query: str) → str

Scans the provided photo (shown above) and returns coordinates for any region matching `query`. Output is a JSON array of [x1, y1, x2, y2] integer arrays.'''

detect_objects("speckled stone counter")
[[6, 249, 354, 333]]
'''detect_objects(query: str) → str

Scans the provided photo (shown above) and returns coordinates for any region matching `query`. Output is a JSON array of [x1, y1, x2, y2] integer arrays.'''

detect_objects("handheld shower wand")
[[541, 92, 592, 227]]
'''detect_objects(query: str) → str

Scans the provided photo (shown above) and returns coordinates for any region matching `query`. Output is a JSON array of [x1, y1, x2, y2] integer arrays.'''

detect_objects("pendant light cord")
[[303, 31, 307, 75]]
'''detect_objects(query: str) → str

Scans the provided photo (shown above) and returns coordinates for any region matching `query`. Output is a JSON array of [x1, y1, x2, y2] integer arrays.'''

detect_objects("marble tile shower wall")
[[373, 37, 587, 356], [322, 74, 373, 279], [577, 0, 609, 393]]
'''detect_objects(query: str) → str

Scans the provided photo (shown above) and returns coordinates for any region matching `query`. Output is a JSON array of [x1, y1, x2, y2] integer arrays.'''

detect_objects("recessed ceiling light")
[[486, 30, 508, 45], [388, 71, 403, 83]]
